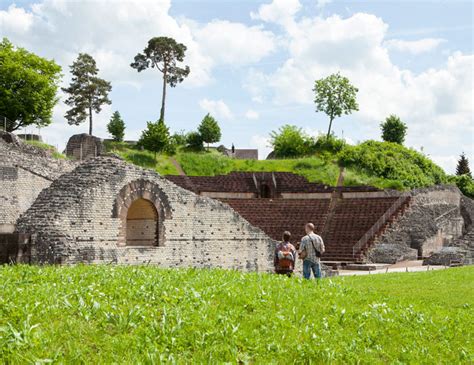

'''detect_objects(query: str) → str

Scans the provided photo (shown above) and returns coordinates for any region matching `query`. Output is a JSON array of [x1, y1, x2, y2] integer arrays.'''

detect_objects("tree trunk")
[[160, 68, 167, 122], [326, 116, 334, 140], [89, 103, 93, 135]]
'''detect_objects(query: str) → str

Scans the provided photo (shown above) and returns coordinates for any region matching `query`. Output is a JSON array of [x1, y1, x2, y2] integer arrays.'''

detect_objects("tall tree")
[[131, 37, 190, 122], [456, 152, 472, 177], [198, 113, 221, 150], [62, 53, 111, 135], [107, 111, 125, 142], [380, 114, 407, 144], [313, 73, 359, 139], [0, 38, 62, 132], [138, 119, 170, 160]]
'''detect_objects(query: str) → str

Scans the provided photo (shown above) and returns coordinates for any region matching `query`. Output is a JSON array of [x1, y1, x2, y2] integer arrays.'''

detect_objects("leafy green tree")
[[185, 131, 204, 151], [62, 53, 112, 135], [170, 130, 186, 146], [198, 113, 221, 149], [107, 111, 125, 142], [270, 125, 313, 158], [131, 37, 190, 122], [456, 152, 472, 177], [380, 115, 407, 144], [313, 73, 359, 139], [138, 119, 170, 160], [0, 38, 62, 132]]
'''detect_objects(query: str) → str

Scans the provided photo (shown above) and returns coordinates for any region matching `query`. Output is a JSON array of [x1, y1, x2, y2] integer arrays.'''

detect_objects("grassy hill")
[[0, 265, 472, 363], [104, 140, 474, 194], [15, 139, 472, 195]]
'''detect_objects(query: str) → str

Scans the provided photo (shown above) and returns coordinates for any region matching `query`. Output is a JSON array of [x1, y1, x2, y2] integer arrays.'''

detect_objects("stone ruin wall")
[[0, 134, 75, 232], [368, 185, 469, 263], [16, 158, 277, 272]]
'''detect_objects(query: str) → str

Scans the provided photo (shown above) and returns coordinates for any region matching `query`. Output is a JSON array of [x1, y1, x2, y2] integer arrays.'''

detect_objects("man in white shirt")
[[299, 223, 325, 279]]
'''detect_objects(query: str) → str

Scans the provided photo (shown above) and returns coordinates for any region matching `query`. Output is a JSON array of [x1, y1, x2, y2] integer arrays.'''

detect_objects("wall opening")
[[126, 198, 158, 246], [260, 183, 271, 198]]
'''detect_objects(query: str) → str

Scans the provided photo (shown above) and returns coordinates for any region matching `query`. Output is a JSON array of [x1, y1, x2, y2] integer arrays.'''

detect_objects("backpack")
[[277, 244, 294, 269]]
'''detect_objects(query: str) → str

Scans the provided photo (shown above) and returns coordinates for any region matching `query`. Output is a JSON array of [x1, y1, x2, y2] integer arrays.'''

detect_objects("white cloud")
[[1, 0, 279, 145], [317, 0, 333, 9], [246, 10, 473, 171], [251, 0, 301, 29], [199, 99, 233, 120], [385, 38, 446, 54], [0, 4, 34, 33], [250, 134, 272, 160], [194, 20, 276, 66], [245, 109, 260, 120]]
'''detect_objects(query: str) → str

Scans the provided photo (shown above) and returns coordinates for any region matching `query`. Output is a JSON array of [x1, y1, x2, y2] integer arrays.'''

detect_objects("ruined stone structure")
[[167, 173, 473, 265], [12, 157, 275, 270], [1, 133, 473, 268], [65, 133, 104, 160], [0, 132, 75, 263]]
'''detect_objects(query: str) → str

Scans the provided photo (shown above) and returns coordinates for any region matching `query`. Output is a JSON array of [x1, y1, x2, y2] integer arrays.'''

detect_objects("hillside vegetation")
[[23, 140, 67, 159], [104, 140, 474, 196], [0, 265, 472, 363]]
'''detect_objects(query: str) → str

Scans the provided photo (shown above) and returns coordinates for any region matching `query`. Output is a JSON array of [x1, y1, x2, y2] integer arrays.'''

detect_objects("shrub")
[[269, 125, 313, 158], [170, 130, 187, 146], [198, 113, 221, 149], [380, 115, 407, 144], [338, 140, 447, 189], [107, 111, 125, 142], [185, 131, 204, 151], [138, 119, 170, 159], [449, 174, 474, 198], [313, 134, 346, 154]]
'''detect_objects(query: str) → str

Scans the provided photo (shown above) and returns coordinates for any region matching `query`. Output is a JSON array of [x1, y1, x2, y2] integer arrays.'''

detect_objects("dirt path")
[[170, 157, 186, 176]]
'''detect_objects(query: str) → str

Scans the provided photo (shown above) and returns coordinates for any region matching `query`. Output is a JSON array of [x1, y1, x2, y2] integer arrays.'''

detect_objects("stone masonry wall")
[[368, 185, 468, 263], [16, 157, 277, 272], [0, 134, 75, 233], [0, 166, 53, 232]]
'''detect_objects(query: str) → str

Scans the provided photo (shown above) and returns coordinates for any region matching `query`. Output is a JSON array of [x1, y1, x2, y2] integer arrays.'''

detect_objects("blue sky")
[[1, 0, 472, 172]]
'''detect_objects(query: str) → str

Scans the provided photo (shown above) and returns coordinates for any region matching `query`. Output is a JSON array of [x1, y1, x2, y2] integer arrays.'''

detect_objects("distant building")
[[218, 145, 258, 160]]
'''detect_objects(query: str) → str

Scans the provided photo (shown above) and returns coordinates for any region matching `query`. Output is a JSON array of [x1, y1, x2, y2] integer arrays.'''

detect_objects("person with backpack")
[[274, 231, 297, 276], [299, 223, 325, 279]]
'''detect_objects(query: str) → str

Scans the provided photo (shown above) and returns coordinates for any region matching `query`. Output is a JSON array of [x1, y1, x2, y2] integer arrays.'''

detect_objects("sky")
[[0, 0, 473, 173]]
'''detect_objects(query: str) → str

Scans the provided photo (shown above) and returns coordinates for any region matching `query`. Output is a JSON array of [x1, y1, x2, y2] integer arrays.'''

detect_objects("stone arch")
[[126, 198, 158, 246], [112, 180, 172, 246]]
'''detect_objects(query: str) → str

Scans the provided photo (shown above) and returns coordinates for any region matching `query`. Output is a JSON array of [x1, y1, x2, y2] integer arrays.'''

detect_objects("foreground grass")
[[0, 266, 472, 363]]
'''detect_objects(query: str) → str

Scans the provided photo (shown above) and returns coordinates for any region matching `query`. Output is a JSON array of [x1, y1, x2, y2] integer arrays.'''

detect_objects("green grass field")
[[0, 265, 472, 363]]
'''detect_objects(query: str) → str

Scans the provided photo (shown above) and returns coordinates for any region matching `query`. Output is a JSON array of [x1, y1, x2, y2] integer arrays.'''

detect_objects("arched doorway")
[[126, 198, 158, 246]]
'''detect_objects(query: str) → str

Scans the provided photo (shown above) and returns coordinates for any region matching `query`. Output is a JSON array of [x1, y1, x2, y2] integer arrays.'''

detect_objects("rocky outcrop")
[[368, 244, 418, 264], [423, 247, 467, 266]]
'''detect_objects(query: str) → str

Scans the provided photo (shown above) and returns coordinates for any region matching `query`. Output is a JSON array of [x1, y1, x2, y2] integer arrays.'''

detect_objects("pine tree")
[[198, 113, 221, 150], [107, 111, 125, 142], [62, 53, 112, 135], [138, 119, 170, 160], [456, 152, 472, 177], [131, 37, 190, 122]]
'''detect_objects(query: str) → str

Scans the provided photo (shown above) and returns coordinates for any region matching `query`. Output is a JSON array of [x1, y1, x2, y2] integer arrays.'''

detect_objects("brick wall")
[[16, 157, 277, 272], [0, 166, 53, 233], [0, 136, 75, 233]]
